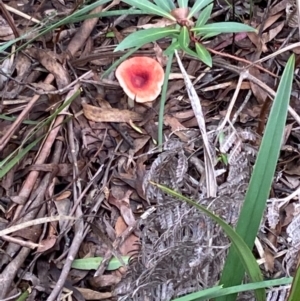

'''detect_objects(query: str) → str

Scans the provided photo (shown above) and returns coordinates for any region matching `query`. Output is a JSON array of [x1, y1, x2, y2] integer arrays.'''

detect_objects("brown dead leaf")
[[282, 203, 297, 227], [263, 246, 275, 272], [25, 48, 70, 88], [0, 15, 14, 40], [82, 102, 143, 123], [262, 13, 283, 32], [261, 21, 285, 45], [164, 115, 190, 142], [109, 190, 136, 227], [76, 287, 111, 300], [249, 68, 268, 104], [56, 191, 72, 201], [37, 236, 57, 253], [269, 0, 289, 15], [137, 18, 175, 29], [153, 42, 168, 66], [115, 216, 139, 255], [88, 274, 121, 288]]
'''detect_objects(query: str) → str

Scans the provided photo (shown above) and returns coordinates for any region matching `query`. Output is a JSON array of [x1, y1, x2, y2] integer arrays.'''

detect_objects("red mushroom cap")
[[115, 56, 164, 103]]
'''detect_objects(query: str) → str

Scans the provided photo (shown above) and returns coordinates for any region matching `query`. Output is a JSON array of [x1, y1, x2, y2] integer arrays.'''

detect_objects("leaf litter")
[[0, 0, 300, 300]]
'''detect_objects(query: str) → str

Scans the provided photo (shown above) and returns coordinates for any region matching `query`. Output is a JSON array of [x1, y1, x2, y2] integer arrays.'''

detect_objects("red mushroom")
[[115, 56, 165, 103]]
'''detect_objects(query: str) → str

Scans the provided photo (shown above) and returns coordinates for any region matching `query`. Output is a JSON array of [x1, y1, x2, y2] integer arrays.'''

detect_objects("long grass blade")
[[217, 54, 295, 301]]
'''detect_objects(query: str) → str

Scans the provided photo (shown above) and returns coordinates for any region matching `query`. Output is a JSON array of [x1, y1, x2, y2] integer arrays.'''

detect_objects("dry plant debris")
[[0, 0, 300, 300]]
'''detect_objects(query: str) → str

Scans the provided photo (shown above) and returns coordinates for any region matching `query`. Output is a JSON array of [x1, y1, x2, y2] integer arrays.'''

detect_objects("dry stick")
[[175, 50, 217, 197], [10, 3, 104, 220], [252, 42, 300, 65], [46, 5, 107, 301], [215, 63, 300, 132], [1, 4, 105, 297], [207, 47, 278, 78], [0, 235, 41, 249], [0, 74, 54, 151], [13, 85, 78, 220], [0, 142, 63, 298]]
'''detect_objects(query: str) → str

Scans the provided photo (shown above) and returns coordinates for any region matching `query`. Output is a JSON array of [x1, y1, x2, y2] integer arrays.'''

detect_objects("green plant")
[[218, 54, 295, 301], [111, 0, 256, 147], [153, 54, 295, 301], [115, 0, 256, 67]]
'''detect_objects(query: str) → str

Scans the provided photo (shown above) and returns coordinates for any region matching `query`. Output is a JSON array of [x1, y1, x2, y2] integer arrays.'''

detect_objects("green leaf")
[[217, 54, 295, 301], [121, 0, 176, 20], [192, 22, 256, 34], [152, 182, 265, 301], [202, 31, 222, 39], [172, 278, 293, 301], [158, 51, 174, 147], [114, 27, 179, 51], [153, 0, 175, 11], [188, 0, 213, 19], [178, 26, 190, 48], [0, 135, 45, 180], [71, 256, 130, 270], [164, 41, 180, 55], [177, 0, 189, 8], [196, 3, 213, 27], [195, 42, 212, 67], [287, 265, 300, 301], [180, 45, 199, 58]]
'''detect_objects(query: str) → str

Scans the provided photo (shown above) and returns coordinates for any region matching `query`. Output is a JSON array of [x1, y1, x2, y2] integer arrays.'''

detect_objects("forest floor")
[[0, 0, 300, 300]]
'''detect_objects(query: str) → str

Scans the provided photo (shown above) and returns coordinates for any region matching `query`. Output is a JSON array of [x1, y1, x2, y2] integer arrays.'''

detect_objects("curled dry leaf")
[[25, 48, 70, 88], [137, 18, 176, 29], [82, 102, 143, 123], [115, 216, 139, 256], [75, 288, 111, 300], [109, 190, 136, 227], [37, 236, 57, 253], [0, 15, 14, 40]]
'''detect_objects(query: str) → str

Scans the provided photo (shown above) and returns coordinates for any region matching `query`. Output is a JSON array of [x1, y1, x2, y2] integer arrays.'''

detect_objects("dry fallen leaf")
[[82, 102, 143, 123]]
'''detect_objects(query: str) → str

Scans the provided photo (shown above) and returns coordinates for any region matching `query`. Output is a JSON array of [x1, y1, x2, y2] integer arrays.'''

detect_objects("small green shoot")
[[71, 256, 130, 270]]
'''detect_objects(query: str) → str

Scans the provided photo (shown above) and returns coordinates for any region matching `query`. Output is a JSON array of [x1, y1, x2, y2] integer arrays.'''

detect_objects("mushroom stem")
[[128, 96, 134, 109]]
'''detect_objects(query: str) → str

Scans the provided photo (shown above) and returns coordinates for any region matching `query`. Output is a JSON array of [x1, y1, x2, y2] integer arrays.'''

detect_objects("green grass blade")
[[164, 41, 180, 55], [114, 27, 179, 52], [195, 3, 213, 27], [0, 0, 112, 54], [0, 135, 45, 180], [177, 0, 189, 8], [192, 22, 256, 34], [158, 51, 174, 147], [152, 182, 265, 301], [71, 256, 130, 270], [188, 0, 213, 19], [195, 42, 212, 67], [0, 90, 80, 178], [0, 114, 38, 125], [178, 26, 190, 48], [172, 278, 292, 301], [121, 0, 176, 20], [172, 286, 224, 301], [287, 265, 300, 301], [217, 54, 295, 301], [70, 9, 146, 22], [154, 0, 175, 11]]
